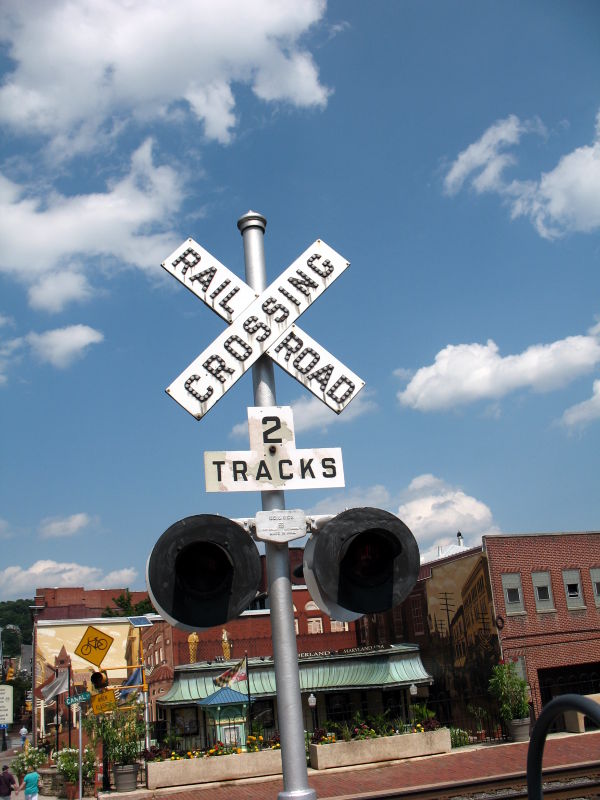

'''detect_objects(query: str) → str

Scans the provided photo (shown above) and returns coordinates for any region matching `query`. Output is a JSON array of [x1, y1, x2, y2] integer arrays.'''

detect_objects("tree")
[[0, 599, 34, 650], [102, 590, 154, 617]]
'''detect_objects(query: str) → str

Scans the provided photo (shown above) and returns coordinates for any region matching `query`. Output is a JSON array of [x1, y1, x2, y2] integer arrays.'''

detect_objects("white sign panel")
[[204, 406, 345, 492], [0, 685, 13, 724], [269, 324, 364, 413], [167, 240, 350, 420], [255, 509, 307, 543], [162, 239, 256, 324]]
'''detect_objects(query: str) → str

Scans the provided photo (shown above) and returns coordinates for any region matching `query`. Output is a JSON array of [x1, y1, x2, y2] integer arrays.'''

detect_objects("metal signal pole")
[[237, 211, 316, 800]]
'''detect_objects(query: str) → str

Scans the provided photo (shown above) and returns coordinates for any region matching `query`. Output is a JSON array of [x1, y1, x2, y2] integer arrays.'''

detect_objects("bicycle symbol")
[[80, 637, 108, 656]]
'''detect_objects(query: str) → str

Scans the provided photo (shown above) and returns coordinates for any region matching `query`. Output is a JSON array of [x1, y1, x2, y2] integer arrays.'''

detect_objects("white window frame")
[[307, 617, 323, 634], [562, 569, 585, 609], [330, 620, 349, 633], [531, 571, 555, 613], [590, 568, 600, 608], [501, 573, 525, 614]]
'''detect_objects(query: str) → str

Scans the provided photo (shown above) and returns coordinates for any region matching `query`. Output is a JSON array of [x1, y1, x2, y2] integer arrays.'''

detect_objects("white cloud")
[[28, 272, 93, 314], [397, 324, 600, 411], [0, 560, 138, 601], [0, 519, 12, 540], [309, 485, 392, 516], [39, 512, 93, 539], [0, 314, 14, 328], [0, 335, 24, 384], [445, 110, 600, 238], [230, 390, 377, 438], [561, 379, 600, 429], [27, 325, 104, 368], [398, 474, 497, 553], [0, 0, 329, 154], [307, 474, 498, 558], [0, 140, 182, 307]]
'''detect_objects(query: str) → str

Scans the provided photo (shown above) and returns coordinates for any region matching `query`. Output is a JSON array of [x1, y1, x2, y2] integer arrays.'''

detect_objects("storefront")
[[158, 644, 432, 749]]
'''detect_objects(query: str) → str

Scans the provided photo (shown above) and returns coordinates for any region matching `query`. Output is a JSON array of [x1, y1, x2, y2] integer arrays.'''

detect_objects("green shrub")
[[449, 727, 470, 748]]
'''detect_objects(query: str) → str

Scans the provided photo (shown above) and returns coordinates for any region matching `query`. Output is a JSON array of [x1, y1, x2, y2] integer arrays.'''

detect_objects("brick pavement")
[[102, 731, 600, 800]]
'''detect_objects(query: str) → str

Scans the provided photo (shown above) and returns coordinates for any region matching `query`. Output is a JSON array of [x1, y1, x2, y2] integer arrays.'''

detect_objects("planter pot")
[[309, 728, 451, 771], [63, 782, 78, 800], [507, 718, 530, 742], [113, 764, 139, 792], [146, 749, 283, 789]]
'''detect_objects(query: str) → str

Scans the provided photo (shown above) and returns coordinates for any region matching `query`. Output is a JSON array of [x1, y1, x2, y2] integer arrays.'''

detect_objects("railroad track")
[[333, 761, 600, 800]]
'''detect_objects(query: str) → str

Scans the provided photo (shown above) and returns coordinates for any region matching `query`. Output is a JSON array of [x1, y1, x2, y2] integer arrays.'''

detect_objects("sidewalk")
[[8, 730, 600, 800], [108, 730, 600, 800]]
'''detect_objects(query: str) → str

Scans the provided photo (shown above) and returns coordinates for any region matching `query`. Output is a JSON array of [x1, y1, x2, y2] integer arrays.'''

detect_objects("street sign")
[[0, 685, 13, 724], [91, 689, 116, 715], [255, 509, 307, 543], [204, 406, 344, 492], [74, 625, 114, 667], [164, 238, 364, 420], [66, 691, 91, 706]]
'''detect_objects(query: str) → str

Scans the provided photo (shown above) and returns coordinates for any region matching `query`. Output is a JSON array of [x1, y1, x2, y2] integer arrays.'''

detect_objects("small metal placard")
[[255, 509, 307, 543]]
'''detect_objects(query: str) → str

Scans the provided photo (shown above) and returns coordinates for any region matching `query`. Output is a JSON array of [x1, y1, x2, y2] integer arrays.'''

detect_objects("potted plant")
[[55, 747, 96, 799], [84, 707, 145, 792], [488, 659, 530, 741], [467, 704, 486, 740]]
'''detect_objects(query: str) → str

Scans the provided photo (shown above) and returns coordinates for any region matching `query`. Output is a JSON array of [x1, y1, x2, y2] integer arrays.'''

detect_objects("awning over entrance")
[[159, 644, 432, 707]]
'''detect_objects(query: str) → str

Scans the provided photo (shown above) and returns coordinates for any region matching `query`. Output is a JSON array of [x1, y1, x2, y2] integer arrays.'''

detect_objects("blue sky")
[[1, 0, 599, 600]]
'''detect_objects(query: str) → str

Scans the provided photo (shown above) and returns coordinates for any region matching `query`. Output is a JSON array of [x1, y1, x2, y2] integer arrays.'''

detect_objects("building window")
[[305, 601, 319, 611], [294, 618, 299, 635], [410, 597, 425, 635], [531, 571, 555, 612], [307, 617, 323, 634], [591, 568, 600, 608], [330, 620, 349, 633], [501, 573, 525, 614], [562, 569, 585, 609]]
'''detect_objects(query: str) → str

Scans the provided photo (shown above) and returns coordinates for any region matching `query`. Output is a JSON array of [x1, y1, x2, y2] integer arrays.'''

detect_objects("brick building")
[[32, 587, 149, 620], [483, 531, 600, 713]]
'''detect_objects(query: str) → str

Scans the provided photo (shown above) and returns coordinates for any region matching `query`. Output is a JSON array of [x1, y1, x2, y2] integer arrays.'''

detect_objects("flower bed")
[[146, 748, 283, 789], [309, 727, 451, 770]]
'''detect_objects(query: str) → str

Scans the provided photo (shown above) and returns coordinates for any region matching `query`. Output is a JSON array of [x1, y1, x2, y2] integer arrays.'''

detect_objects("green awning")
[[159, 645, 431, 706]]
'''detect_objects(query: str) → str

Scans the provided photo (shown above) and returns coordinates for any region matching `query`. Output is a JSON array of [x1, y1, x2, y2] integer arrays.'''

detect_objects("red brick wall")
[[34, 587, 149, 619], [483, 532, 600, 709]]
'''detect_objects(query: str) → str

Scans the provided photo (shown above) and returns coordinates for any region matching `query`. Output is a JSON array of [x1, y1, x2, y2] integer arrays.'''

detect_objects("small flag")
[[213, 656, 247, 688], [118, 667, 143, 701], [35, 670, 69, 702]]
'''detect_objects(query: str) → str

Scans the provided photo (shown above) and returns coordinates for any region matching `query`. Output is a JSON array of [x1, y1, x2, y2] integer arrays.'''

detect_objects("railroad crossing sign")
[[163, 237, 365, 421], [74, 625, 114, 668], [204, 405, 344, 492]]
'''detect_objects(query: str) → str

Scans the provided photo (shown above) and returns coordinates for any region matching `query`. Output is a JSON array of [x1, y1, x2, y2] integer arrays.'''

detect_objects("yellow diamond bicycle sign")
[[74, 625, 114, 667]]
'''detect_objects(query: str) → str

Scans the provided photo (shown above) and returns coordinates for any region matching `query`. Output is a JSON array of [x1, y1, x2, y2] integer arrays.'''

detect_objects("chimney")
[[457, 531, 464, 547]]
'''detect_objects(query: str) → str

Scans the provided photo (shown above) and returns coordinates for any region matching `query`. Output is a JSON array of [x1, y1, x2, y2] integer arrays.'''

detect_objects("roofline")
[[483, 530, 600, 542]]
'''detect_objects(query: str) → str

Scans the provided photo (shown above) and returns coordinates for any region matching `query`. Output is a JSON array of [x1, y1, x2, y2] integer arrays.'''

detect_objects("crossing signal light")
[[146, 514, 262, 632], [90, 670, 109, 690], [302, 507, 420, 621]]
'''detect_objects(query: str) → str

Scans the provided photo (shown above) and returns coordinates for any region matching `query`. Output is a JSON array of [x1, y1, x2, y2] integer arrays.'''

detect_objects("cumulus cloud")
[[445, 110, 600, 238], [0, 335, 24, 384], [27, 325, 104, 368], [231, 389, 376, 438], [307, 474, 497, 557], [0, 0, 330, 155], [28, 272, 93, 314], [309, 485, 392, 516], [39, 512, 93, 538], [397, 323, 600, 412], [0, 140, 182, 308], [398, 474, 498, 554], [561, 379, 600, 429], [0, 560, 138, 601]]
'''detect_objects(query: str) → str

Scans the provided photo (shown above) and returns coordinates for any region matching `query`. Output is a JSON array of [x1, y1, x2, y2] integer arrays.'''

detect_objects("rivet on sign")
[[269, 446, 277, 455]]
